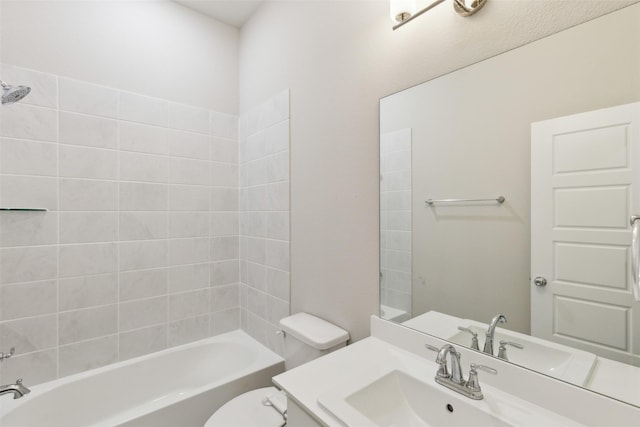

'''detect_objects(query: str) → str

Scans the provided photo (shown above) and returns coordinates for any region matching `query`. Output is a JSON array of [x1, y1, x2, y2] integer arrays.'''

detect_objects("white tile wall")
[[239, 90, 290, 356], [380, 129, 412, 316], [0, 65, 241, 385]]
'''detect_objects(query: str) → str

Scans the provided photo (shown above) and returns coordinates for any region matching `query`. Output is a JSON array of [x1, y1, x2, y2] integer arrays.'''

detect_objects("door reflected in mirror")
[[379, 3, 640, 407]]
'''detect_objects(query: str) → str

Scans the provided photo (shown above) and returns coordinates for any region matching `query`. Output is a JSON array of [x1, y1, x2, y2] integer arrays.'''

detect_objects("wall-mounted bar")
[[426, 196, 505, 205], [0, 208, 48, 212]]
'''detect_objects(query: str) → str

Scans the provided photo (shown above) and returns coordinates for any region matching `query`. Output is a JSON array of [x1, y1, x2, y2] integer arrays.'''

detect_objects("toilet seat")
[[204, 386, 286, 427]]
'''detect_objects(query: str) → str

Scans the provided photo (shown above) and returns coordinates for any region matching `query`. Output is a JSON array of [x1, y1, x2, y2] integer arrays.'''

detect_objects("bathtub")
[[0, 330, 284, 427]]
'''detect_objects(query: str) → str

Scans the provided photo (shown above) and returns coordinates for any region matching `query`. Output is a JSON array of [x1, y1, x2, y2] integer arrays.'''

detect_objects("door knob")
[[533, 276, 547, 287]]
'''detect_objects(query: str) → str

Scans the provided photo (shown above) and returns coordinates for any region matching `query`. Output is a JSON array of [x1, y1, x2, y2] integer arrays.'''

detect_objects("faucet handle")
[[424, 344, 450, 378], [497, 340, 524, 361], [470, 364, 497, 375], [424, 343, 439, 353], [466, 363, 497, 396], [457, 327, 480, 350], [424, 344, 449, 378]]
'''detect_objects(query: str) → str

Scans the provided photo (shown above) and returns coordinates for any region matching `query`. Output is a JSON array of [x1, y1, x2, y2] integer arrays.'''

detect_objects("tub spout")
[[0, 378, 30, 399]]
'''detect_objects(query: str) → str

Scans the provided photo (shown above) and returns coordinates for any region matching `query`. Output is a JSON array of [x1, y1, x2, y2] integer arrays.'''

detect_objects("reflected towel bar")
[[426, 196, 505, 205], [0, 208, 48, 212]]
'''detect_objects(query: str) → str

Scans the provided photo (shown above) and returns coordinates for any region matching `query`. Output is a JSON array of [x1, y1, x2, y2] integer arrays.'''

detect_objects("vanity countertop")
[[273, 336, 392, 426], [274, 316, 640, 427]]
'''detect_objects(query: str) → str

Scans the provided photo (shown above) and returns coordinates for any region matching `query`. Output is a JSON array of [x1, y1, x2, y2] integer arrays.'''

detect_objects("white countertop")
[[273, 316, 640, 427], [274, 336, 393, 426]]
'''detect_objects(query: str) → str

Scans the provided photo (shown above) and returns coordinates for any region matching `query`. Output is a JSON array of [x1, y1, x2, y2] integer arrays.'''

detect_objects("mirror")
[[379, 3, 640, 407]]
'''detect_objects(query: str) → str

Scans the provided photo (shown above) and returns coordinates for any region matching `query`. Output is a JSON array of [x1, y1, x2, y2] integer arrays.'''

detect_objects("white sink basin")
[[339, 370, 511, 427], [403, 311, 597, 386], [318, 348, 586, 427], [448, 324, 596, 386]]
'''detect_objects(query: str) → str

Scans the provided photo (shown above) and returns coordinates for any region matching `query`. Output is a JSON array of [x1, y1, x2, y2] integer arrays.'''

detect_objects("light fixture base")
[[453, 0, 488, 17], [395, 11, 413, 23]]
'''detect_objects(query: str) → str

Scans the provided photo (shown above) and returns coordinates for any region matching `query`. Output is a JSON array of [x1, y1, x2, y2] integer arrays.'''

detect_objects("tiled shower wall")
[[0, 64, 241, 385], [239, 90, 290, 356], [380, 129, 412, 318]]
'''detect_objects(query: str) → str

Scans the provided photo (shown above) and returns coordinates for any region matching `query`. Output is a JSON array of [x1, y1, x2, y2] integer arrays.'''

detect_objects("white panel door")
[[531, 102, 640, 365]]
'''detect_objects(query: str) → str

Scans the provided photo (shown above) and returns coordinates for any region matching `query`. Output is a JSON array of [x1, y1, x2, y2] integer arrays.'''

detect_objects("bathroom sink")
[[318, 349, 586, 427], [328, 369, 511, 427], [403, 311, 596, 386], [448, 324, 597, 386]]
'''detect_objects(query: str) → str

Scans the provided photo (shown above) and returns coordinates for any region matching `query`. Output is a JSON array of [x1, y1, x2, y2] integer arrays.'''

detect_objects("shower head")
[[1, 80, 31, 105]]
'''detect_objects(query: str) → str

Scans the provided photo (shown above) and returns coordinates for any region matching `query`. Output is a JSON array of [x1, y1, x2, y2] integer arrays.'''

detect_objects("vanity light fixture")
[[391, 0, 488, 30]]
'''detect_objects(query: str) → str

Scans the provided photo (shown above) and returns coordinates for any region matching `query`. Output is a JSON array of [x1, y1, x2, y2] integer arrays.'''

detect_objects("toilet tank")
[[279, 313, 350, 370]]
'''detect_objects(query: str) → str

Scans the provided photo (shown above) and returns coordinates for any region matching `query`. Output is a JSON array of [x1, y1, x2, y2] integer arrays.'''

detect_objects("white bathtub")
[[0, 330, 284, 427]]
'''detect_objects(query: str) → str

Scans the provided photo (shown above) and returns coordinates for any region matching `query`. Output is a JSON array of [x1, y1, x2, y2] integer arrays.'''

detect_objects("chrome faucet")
[[497, 340, 523, 361], [435, 344, 464, 385], [457, 326, 480, 351], [0, 378, 30, 399], [483, 314, 507, 355], [430, 344, 497, 400], [465, 364, 497, 399]]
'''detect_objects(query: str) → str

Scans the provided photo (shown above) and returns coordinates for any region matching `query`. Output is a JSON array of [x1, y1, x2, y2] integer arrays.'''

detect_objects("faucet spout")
[[483, 314, 507, 355], [0, 378, 30, 399], [435, 344, 464, 385]]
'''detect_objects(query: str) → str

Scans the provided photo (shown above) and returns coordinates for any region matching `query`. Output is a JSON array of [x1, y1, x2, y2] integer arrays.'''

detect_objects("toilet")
[[204, 312, 350, 427]]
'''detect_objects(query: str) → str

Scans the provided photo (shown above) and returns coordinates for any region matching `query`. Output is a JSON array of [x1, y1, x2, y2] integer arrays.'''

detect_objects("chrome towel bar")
[[426, 196, 505, 205], [0, 208, 47, 211]]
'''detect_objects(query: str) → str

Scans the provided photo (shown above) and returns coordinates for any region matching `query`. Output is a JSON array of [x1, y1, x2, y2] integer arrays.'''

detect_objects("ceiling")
[[174, 0, 264, 27]]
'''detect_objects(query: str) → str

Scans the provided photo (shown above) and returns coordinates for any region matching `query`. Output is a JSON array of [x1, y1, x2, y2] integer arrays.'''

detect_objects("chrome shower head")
[[1, 80, 31, 105]]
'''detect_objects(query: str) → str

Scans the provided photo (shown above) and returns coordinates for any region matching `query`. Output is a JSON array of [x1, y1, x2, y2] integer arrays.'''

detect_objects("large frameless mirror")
[[379, 3, 640, 407]]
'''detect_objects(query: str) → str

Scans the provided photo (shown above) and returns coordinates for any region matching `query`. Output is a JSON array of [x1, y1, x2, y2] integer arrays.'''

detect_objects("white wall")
[[239, 0, 638, 341], [0, 0, 239, 113]]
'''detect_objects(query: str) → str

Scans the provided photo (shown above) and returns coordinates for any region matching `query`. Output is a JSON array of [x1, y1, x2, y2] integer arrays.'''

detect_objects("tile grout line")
[[116, 89, 121, 363], [208, 111, 213, 336], [55, 76, 61, 379], [55, 73, 61, 380], [166, 106, 171, 349]]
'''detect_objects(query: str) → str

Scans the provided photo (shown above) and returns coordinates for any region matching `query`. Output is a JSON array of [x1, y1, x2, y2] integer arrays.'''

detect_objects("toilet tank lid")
[[279, 313, 349, 350]]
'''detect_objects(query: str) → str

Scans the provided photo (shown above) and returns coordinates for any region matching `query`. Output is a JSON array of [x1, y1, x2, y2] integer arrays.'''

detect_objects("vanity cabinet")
[[286, 399, 323, 427]]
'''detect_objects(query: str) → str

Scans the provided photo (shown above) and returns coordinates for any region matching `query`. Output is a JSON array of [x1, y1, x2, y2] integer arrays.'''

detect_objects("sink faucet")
[[430, 344, 497, 400], [0, 378, 30, 399], [435, 344, 464, 385], [483, 314, 507, 355], [457, 326, 480, 351], [497, 340, 524, 361]]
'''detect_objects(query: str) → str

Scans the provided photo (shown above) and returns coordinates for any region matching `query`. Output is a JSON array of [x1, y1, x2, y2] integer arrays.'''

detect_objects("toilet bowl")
[[204, 387, 285, 427], [204, 313, 349, 427]]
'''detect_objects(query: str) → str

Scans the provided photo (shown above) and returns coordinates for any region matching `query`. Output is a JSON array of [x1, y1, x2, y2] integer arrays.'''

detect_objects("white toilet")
[[204, 312, 349, 427]]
